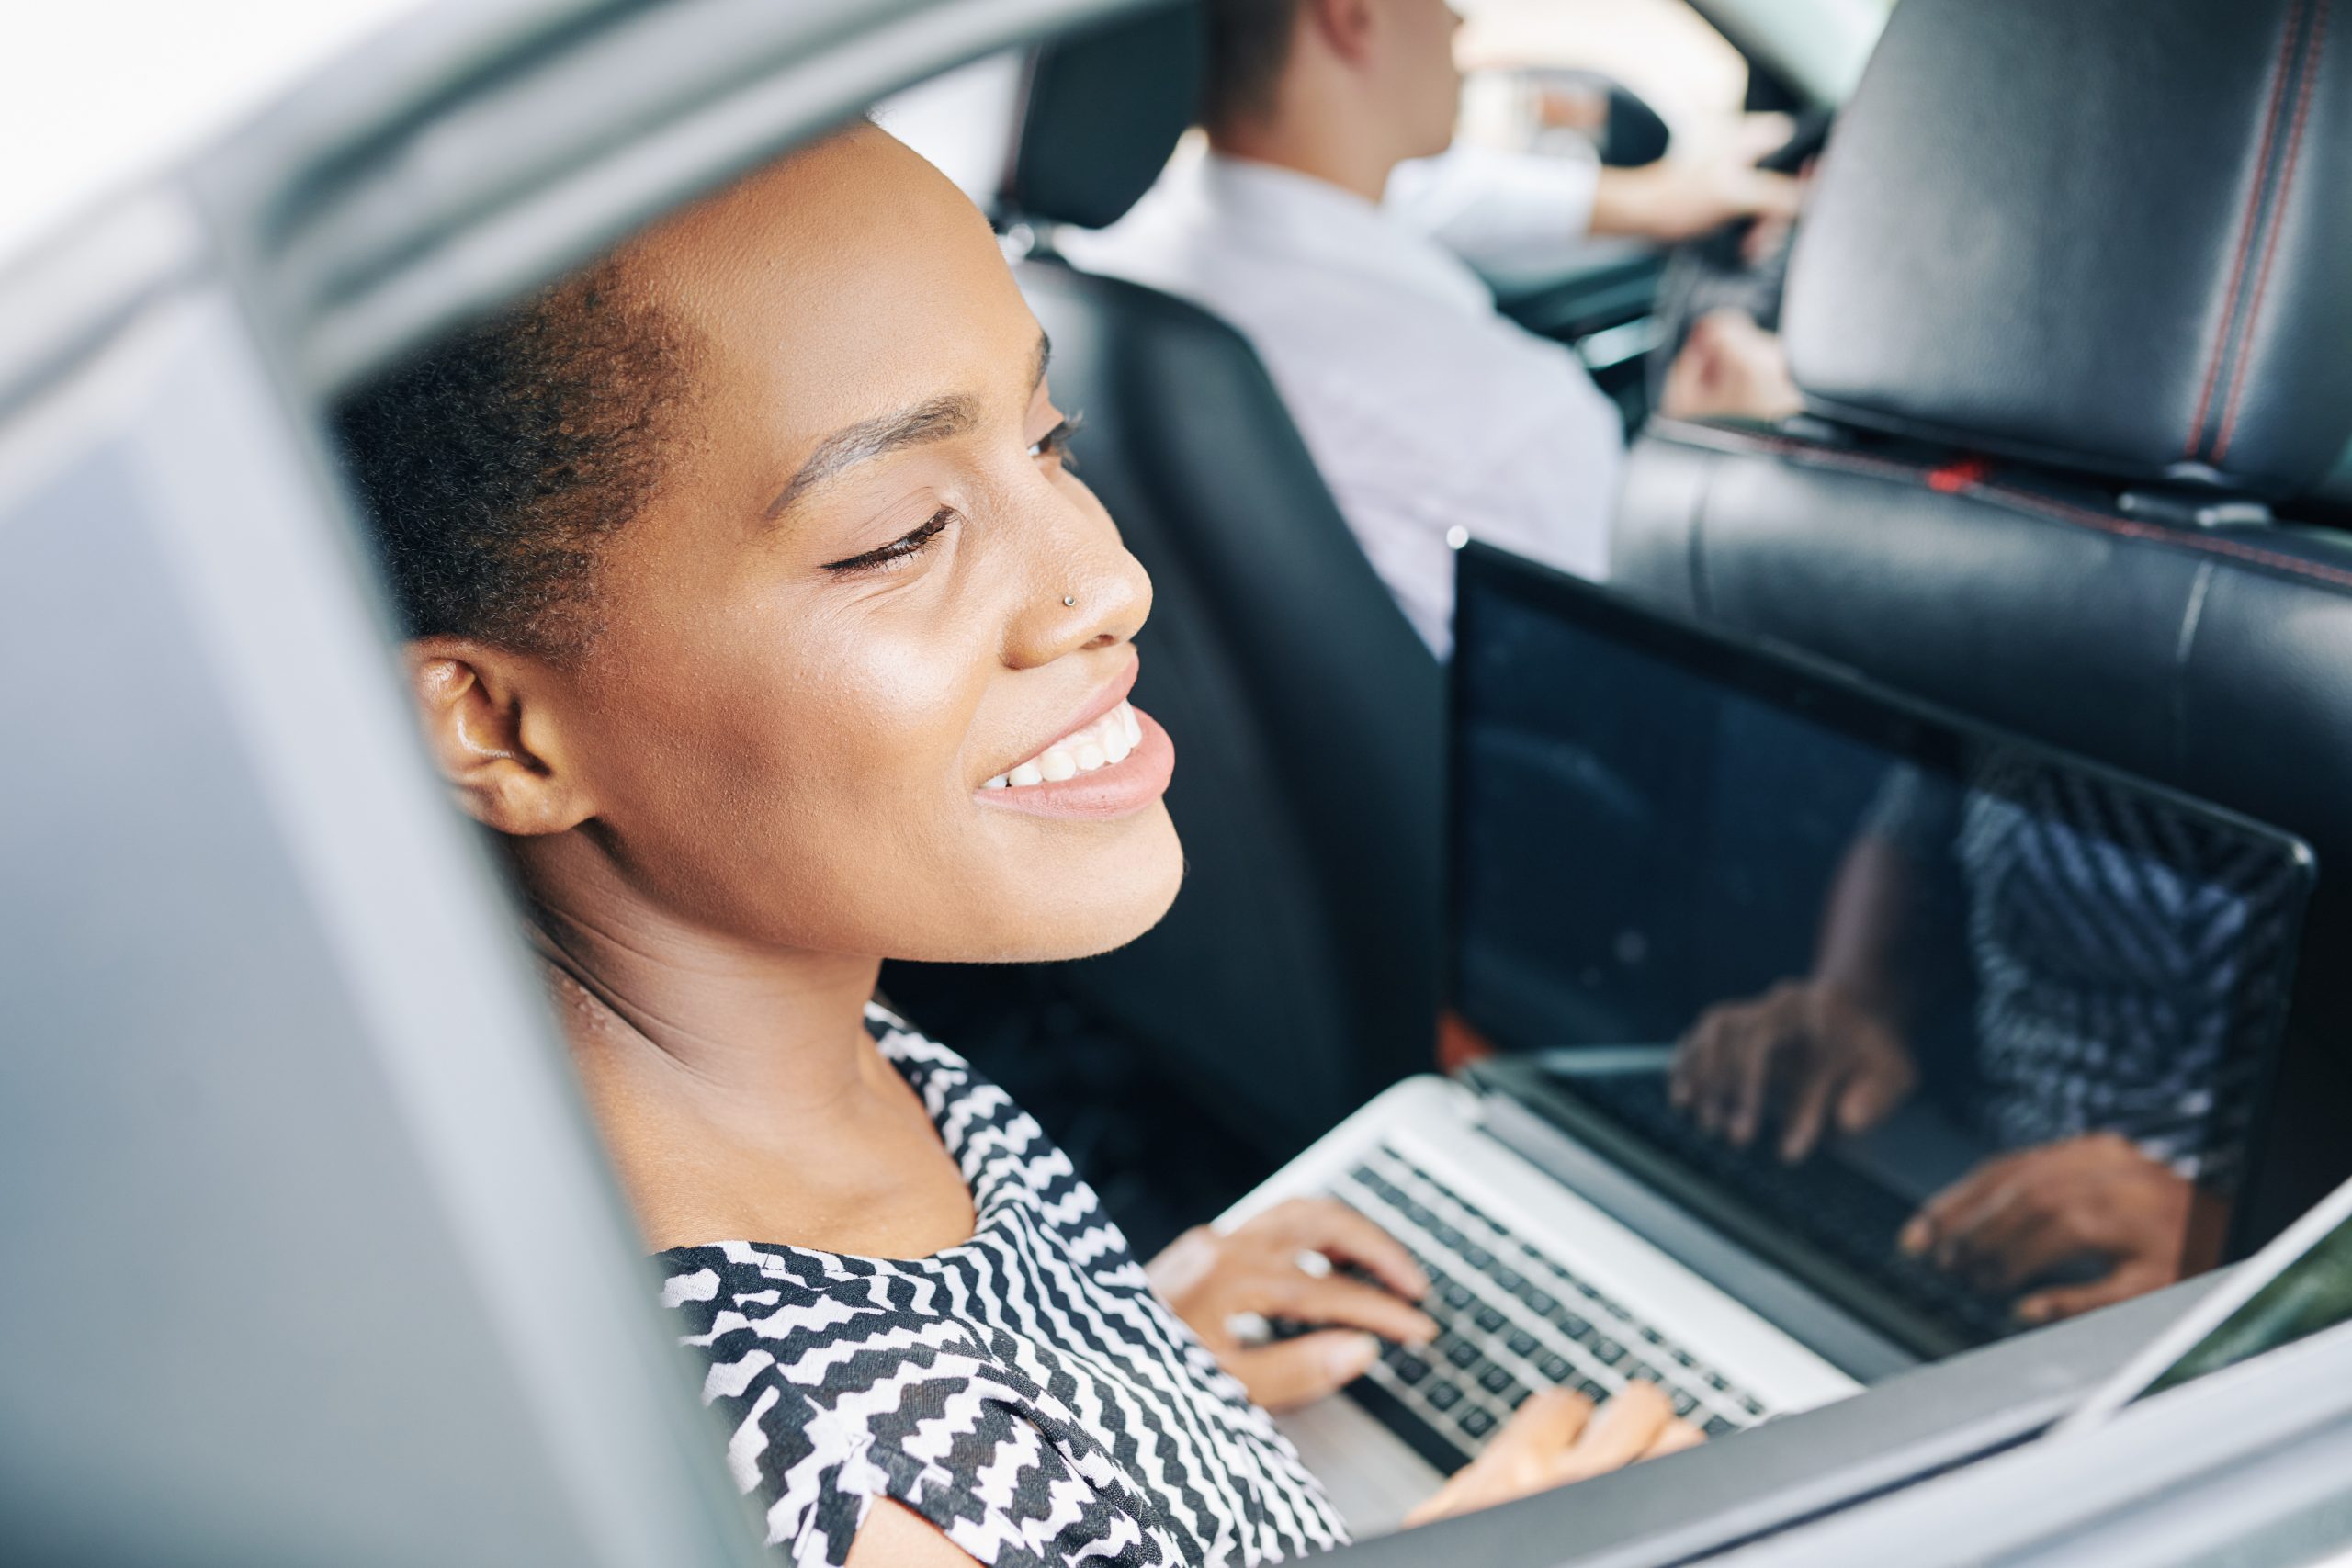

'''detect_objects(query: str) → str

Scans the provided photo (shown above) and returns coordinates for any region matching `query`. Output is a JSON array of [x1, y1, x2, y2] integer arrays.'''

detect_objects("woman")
[[335, 123, 1696, 1566]]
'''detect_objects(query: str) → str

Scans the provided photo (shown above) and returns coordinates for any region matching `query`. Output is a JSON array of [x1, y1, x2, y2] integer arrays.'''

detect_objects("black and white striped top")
[[656, 1008, 1347, 1567]]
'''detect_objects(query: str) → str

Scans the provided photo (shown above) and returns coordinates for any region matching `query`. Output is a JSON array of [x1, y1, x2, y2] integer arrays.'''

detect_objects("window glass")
[[1453, 0, 1750, 157], [871, 48, 1027, 209]]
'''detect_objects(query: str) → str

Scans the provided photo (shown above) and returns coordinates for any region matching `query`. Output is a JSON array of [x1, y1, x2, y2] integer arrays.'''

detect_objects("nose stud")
[[1062, 594, 1077, 607]]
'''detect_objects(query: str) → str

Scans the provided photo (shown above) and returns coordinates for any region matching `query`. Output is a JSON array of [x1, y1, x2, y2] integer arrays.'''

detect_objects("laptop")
[[1226, 543, 2314, 1535]]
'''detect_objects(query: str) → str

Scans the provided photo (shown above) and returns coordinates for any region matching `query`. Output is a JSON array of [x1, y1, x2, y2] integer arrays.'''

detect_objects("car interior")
[[13, 0, 2352, 1563], [887, 0, 2352, 1268]]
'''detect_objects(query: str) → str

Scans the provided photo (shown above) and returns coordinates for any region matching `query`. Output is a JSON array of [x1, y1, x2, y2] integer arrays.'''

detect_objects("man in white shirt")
[[1064, 0, 1799, 656]]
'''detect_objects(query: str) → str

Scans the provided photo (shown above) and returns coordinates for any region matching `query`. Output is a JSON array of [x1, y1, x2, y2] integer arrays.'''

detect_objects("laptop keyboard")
[[1565, 1072, 2017, 1343], [1322, 1144, 1770, 1474]]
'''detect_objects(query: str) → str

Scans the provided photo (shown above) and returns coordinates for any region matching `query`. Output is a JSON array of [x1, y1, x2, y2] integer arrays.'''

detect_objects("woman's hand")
[[1148, 1197, 1437, 1411], [1405, 1382, 1702, 1528], [1902, 1133, 2194, 1323]]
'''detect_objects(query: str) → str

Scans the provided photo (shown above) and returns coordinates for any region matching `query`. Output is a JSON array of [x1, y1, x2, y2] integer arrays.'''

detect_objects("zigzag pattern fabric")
[[658, 1008, 1346, 1566]]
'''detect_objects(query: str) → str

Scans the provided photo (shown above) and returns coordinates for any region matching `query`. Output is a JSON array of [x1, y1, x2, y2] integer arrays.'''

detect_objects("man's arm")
[[1588, 117, 1804, 243]]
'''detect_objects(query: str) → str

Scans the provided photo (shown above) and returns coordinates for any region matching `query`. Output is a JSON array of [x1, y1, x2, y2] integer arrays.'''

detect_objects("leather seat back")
[[1614, 0, 2352, 1244], [889, 2, 1442, 1157]]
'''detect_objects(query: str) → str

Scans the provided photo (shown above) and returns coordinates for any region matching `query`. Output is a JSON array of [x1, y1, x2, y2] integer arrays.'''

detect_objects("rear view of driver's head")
[[1203, 0, 1463, 165]]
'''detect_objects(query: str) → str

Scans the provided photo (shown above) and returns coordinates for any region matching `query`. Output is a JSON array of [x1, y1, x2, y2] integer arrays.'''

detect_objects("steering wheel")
[[1644, 107, 1836, 412]]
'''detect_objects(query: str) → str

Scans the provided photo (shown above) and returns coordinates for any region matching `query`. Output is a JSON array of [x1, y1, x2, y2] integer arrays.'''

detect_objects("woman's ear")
[[403, 640, 595, 837]]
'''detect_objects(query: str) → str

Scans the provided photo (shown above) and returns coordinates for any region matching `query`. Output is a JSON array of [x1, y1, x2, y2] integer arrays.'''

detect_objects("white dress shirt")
[[1063, 152, 1619, 657], [1385, 142, 1604, 276]]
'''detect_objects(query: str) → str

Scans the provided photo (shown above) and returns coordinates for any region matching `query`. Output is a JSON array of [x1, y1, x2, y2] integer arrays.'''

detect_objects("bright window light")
[[0, 0, 419, 263]]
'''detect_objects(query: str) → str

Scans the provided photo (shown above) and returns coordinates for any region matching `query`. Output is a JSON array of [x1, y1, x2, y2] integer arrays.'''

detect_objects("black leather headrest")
[[1000, 2, 1204, 231], [1783, 0, 2352, 495]]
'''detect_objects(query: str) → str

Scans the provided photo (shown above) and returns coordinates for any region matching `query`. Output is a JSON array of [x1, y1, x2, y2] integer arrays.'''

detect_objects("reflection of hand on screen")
[[1902, 1134, 2193, 1324], [1669, 976, 1917, 1162]]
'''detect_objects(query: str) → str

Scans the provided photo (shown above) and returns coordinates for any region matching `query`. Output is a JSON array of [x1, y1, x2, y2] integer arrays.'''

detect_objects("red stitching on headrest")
[[2186, 0, 2307, 461], [2216, 0, 2330, 466]]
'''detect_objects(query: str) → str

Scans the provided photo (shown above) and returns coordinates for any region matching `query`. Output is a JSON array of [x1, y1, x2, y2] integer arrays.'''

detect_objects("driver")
[[1065, 0, 1801, 656]]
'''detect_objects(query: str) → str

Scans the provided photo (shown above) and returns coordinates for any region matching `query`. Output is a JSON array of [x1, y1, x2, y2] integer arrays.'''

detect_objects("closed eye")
[[820, 507, 955, 573]]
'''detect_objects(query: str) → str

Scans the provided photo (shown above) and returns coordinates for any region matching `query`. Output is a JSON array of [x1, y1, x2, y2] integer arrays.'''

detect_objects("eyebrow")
[[761, 333, 1054, 523]]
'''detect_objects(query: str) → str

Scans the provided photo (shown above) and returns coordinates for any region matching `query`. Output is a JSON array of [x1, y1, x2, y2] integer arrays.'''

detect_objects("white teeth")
[[983, 700, 1143, 792]]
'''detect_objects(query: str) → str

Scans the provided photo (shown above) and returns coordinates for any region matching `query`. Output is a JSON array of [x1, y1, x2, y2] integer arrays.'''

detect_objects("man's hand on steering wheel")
[[1657, 308, 1803, 423], [1589, 116, 1806, 244]]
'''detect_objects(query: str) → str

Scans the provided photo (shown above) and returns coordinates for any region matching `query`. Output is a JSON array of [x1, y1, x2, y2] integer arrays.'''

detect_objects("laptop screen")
[[1448, 543, 2314, 1355]]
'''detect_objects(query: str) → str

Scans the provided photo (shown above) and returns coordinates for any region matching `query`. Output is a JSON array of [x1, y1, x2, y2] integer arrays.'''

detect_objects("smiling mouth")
[[981, 701, 1144, 789]]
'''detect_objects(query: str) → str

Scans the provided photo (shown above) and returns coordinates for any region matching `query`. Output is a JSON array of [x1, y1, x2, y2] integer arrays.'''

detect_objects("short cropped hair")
[[1202, 0, 1307, 130], [332, 255, 698, 659]]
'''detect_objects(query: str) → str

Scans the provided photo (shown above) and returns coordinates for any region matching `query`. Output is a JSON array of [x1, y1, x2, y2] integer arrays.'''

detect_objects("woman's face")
[[523, 128, 1182, 963]]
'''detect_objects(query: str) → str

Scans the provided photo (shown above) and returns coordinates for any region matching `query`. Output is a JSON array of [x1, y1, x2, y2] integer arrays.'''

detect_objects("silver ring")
[[1225, 1311, 1272, 1348]]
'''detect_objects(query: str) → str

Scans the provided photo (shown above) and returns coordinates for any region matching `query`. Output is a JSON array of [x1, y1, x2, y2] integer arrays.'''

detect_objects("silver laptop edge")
[[2057, 1165, 2352, 1434]]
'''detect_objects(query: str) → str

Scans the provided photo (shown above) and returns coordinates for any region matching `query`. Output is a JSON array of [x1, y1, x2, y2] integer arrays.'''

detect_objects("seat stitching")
[[1977, 479, 2352, 593], [2187, 0, 2305, 460], [2215, 0, 2330, 465], [1647, 420, 2352, 595]]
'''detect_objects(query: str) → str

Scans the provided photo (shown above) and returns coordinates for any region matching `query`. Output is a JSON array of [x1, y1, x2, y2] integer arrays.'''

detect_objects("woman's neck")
[[513, 835, 973, 1256], [528, 889, 884, 1148]]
